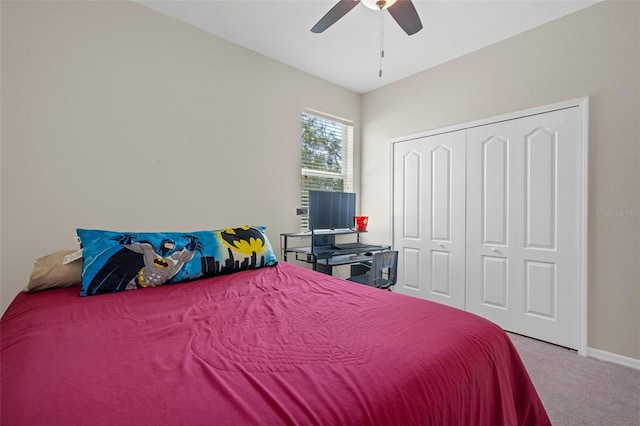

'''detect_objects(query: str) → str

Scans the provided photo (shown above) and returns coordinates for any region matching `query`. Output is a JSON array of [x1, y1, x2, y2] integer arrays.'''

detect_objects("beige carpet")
[[508, 333, 640, 426]]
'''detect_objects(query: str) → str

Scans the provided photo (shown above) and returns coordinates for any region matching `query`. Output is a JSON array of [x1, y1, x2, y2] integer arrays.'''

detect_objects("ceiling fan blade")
[[388, 0, 423, 35], [311, 0, 361, 33]]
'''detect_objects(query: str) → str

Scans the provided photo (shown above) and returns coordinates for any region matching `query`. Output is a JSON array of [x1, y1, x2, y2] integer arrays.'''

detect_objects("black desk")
[[280, 230, 391, 275]]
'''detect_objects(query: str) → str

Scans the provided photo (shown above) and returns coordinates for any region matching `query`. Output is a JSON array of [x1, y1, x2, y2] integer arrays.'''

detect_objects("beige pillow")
[[25, 250, 83, 292]]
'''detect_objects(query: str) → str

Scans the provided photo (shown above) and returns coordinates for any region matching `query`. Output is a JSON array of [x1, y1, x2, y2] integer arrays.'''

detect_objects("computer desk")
[[280, 229, 391, 275]]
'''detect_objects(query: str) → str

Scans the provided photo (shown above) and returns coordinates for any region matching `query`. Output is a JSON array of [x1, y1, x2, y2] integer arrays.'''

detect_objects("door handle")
[[491, 248, 500, 254]]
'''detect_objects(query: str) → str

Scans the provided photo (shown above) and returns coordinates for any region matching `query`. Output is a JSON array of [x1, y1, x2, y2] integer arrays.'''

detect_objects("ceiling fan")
[[311, 0, 423, 36]]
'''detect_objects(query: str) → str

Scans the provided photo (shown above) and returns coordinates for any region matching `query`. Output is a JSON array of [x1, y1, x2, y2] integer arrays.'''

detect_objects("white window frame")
[[300, 109, 354, 231]]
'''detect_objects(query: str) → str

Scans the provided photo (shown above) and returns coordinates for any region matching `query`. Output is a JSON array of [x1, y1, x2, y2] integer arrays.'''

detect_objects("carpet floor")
[[508, 333, 640, 426]]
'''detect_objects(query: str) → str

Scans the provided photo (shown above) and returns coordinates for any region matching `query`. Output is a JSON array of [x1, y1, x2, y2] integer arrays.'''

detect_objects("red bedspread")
[[1, 262, 549, 425]]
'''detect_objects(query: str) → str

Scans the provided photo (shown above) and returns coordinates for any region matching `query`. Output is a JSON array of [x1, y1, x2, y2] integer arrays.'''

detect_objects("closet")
[[392, 99, 588, 352]]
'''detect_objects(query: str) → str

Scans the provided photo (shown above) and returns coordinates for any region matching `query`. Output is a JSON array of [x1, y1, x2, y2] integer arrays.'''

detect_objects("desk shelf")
[[280, 229, 390, 275]]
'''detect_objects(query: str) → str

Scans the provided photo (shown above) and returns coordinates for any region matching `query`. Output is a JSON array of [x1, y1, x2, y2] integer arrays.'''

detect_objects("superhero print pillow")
[[77, 225, 278, 296]]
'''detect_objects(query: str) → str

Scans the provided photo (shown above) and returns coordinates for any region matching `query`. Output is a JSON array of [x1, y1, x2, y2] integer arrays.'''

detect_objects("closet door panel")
[[482, 136, 509, 245], [393, 140, 426, 296], [393, 131, 466, 309], [516, 108, 581, 349], [525, 128, 557, 249], [402, 150, 421, 239], [431, 251, 451, 296], [467, 108, 581, 350], [431, 146, 452, 241], [524, 260, 556, 318], [402, 247, 421, 291], [482, 256, 508, 308], [466, 121, 519, 322]]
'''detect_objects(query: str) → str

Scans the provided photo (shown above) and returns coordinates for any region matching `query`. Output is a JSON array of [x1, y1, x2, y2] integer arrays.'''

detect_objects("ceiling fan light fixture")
[[311, 0, 420, 36], [362, 0, 398, 11]]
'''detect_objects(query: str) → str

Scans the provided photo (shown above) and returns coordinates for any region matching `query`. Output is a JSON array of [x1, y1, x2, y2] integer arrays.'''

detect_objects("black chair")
[[347, 250, 398, 290]]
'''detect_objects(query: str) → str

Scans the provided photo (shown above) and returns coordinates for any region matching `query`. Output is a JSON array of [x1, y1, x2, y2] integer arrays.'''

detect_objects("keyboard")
[[331, 243, 378, 251]]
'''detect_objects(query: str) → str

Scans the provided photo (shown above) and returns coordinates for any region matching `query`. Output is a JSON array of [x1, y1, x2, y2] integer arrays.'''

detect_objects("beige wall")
[[0, 1, 361, 312], [361, 0, 639, 359]]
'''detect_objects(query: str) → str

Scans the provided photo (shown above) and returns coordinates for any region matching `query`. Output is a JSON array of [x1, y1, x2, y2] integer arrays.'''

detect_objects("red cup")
[[354, 215, 369, 232]]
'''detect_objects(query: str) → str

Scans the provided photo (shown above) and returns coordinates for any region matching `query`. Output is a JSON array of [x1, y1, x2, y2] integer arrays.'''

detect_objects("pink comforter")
[[1, 262, 549, 425]]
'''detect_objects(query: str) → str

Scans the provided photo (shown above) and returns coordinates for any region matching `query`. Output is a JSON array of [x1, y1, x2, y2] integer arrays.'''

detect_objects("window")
[[300, 110, 354, 231]]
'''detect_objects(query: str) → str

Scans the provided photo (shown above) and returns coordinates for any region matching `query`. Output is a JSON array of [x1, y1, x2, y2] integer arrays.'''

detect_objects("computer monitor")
[[308, 190, 356, 231]]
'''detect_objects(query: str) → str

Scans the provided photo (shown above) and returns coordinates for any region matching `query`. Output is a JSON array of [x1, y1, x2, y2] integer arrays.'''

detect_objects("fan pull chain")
[[379, 10, 385, 77]]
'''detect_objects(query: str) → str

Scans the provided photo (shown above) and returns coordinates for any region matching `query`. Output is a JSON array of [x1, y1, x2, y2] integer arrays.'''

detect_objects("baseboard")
[[587, 347, 640, 370]]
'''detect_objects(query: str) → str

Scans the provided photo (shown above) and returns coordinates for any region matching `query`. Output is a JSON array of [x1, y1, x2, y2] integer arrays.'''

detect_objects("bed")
[[2, 225, 550, 425], [1, 259, 550, 425]]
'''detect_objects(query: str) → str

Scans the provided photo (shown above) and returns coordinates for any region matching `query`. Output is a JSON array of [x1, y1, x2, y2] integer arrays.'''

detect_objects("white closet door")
[[465, 120, 518, 321], [392, 131, 466, 309], [466, 107, 582, 349]]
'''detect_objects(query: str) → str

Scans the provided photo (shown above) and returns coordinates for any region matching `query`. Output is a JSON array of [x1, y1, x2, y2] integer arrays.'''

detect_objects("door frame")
[[389, 97, 589, 355]]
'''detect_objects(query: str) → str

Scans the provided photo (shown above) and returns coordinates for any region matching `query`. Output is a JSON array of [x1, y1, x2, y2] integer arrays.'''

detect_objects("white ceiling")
[[137, 0, 599, 94]]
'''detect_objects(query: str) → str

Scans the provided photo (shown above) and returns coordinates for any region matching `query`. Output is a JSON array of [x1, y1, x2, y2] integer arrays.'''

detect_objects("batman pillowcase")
[[77, 225, 278, 296]]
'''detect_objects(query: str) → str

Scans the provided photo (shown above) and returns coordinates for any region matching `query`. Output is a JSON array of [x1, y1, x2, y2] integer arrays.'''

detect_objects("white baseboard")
[[587, 347, 640, 370]]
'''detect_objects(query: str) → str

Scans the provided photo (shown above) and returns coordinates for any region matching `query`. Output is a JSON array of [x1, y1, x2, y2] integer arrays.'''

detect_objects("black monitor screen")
[[308, 191, 356, 231]]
